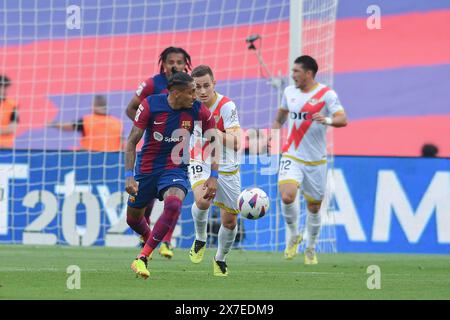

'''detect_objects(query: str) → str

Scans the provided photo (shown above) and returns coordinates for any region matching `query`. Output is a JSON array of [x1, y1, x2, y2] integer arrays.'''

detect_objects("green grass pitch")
[[1, 245, 449, 300]]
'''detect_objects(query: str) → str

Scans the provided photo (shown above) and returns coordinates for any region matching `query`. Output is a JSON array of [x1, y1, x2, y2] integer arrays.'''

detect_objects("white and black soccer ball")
[[237, 188, 269, 220]]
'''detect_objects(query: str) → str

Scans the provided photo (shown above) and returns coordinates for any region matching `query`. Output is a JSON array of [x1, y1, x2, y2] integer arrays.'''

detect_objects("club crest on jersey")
[[182, 120, 192, 130], [128, 195, 136, 203], [153, 131, 163, 142]]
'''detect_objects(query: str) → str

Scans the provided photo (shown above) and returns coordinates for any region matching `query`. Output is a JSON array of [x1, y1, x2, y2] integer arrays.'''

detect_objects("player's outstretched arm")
[[124, 126, 144, 195]]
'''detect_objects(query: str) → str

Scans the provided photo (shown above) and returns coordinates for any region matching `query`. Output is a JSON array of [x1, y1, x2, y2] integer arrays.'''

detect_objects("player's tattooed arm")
[[125, 95, 141, 121], [125, 126, 144, 195], [272, 109, 289, 129], [125, 126, 144, 171]]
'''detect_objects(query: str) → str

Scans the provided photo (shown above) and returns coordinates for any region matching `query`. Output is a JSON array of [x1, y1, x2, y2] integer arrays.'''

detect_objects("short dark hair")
[[0, 75, 11, 87], [93, 95, 107, 107], [167, 72, 194, 91], [421, 144, 439, 158], [158, 47, 192, 74], [191, 65, 214, 80], [294, 55, 318, 77]]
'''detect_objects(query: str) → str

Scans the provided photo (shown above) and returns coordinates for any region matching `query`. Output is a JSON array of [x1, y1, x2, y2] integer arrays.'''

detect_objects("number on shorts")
[[280, 159, 292, 171], [190, 165, 203, 175]]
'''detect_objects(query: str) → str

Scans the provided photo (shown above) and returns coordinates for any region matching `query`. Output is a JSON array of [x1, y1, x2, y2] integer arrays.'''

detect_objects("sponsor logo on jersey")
[[153, 131, 163, 141], [290, 112, 312, 120], [164, 136, 183, 143]]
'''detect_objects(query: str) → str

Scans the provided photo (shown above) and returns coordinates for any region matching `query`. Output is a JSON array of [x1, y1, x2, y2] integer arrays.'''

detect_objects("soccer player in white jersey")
[[271, 55, 347, 264], [188, 65, 242, 276]]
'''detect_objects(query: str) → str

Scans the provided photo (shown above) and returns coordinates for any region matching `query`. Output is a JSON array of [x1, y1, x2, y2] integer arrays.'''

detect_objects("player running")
[[271, 55, 347, 264], [125, 46, 192, 259], [188, 65, 242, 277], [125, 72, 218, 279]]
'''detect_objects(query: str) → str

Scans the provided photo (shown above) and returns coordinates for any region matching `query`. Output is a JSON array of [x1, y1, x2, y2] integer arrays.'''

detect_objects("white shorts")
[[189, 161, 241, 214], [277, 154, 327, 203]]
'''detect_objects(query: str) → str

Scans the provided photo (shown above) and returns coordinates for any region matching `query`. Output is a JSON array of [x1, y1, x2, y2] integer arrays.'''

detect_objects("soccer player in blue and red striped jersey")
[[125, 72, 218, 279], [125, 47, 192, 258], [125, 47, 192, 120]]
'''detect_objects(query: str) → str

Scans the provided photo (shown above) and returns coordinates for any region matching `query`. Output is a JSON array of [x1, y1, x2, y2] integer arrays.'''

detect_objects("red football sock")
[[140, 196, 182, 257], [126, 213, 150, 242], [162, 226, 174, 243]]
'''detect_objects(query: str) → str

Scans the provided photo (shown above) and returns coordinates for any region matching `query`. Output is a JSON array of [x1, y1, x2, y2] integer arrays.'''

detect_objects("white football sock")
[[215, 224, 237, 262], [306, 209, 321, 250], [191, 202, 209, 242], [282, 198, 299, 238]]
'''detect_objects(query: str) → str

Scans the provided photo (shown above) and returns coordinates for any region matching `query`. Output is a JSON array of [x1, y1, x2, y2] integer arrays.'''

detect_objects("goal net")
[[0, 0, 338, 252]]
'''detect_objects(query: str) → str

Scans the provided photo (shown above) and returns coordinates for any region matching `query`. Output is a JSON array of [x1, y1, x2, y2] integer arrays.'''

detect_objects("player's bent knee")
[[164, 195, 182, 213], [281, 193, 296, 204], [223, 221, 237, 230], [163, 187, 186, 201], [307, 202, 321, 214], [195, 199, 211, 211]]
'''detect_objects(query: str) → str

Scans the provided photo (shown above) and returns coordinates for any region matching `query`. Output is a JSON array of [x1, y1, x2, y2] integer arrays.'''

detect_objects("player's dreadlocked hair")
[[167, 72, 194, 91], [158, 47, 192, 74]]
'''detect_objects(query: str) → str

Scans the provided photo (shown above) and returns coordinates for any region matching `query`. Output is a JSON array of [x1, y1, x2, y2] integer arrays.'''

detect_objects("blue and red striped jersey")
[[133, 94, 216, 175], [135, 73, 169, 102]]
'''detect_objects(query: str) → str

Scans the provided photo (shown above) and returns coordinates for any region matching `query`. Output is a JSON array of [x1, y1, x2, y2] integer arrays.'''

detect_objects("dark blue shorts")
[[127, 169, 189, 208]]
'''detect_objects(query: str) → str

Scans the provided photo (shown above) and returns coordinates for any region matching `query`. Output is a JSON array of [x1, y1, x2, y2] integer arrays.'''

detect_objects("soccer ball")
[[237, 188, 269, 220]]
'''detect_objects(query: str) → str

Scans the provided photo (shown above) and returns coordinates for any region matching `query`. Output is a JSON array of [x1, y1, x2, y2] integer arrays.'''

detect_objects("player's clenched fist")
[[203, 176, 218, 200], [312, 112, 329, 125], [125, 177, 139, 195]]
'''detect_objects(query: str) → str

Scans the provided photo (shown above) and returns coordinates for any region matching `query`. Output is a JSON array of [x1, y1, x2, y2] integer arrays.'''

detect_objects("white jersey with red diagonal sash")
[[190, 92, 240, 173], [280, 83, 344, 163], [189, 93, 241, 214]]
